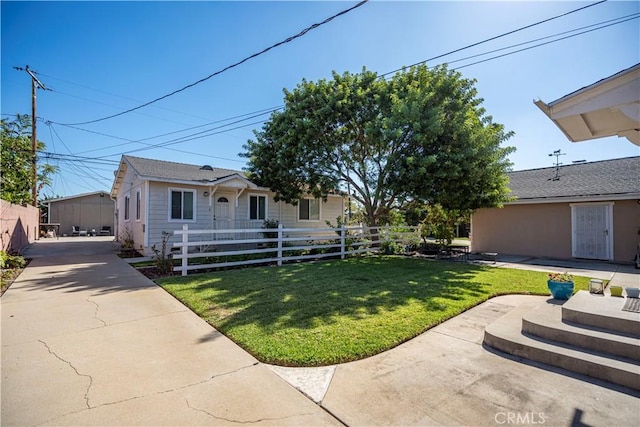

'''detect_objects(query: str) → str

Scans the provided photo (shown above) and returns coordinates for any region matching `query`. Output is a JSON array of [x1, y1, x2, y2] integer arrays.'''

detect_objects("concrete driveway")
[[3, 238, 639, 426], [1, 237, 339, 426]]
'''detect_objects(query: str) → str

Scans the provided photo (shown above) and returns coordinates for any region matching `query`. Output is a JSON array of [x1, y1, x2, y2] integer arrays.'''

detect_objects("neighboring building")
[[535, 63, 639, 146], [110, 155, 346, 255], [471, 157, 640, 263], [45, 191, 115, 237]]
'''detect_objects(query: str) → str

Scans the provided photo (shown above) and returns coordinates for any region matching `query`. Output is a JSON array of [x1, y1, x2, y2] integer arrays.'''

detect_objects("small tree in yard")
[[242, 65, 514, 227], [419, 204, 469, 247], [1, 114, 57, 204]]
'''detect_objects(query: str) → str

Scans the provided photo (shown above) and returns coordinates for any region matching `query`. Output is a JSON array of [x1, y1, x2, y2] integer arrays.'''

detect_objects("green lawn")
[[157, 256, 589, 366]]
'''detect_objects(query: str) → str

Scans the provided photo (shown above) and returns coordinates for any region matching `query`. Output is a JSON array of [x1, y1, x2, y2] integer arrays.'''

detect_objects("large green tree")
[[243, 65, 514, 226], [1, 114, 57, 205]]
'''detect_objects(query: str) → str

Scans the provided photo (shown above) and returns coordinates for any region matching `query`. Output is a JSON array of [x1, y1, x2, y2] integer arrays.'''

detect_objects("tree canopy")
[[1, 114, 57, 205], [242, 65, 515, 225]]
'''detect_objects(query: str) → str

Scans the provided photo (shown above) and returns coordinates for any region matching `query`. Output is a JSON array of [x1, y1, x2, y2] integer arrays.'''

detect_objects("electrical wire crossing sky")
[[2, 0, 638, 198]]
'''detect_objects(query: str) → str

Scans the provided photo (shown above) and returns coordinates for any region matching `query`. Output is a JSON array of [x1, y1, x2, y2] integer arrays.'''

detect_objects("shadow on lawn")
[[167, 256, 491, 331]]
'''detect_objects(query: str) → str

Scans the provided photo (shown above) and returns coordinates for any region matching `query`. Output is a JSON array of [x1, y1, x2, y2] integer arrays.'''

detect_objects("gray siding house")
[[110, 155, 345, 255]]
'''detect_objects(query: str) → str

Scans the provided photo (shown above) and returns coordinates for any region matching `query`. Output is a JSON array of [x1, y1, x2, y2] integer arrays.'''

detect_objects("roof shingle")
[[507, 156, 639, 201], [123, 155, 246, 183]]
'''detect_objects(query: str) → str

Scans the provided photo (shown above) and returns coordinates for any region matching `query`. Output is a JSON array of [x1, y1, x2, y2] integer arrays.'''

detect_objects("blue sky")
[[2, 0, 639, 198]]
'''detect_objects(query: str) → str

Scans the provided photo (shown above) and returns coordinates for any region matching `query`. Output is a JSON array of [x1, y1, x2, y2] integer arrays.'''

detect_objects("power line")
[[34, 4, 628, 166], [32, 71, 214, 121], [49, 88, 197, 127], [454, 15, 639, 70], [443, 13, 639, 68], [62, 105, 282, 154], [52, 0, 370, 126], [46, 121, 248, 163], [60, 13, 634, 160], [380, 0, 608, 78], [32, 0, 610, 154]]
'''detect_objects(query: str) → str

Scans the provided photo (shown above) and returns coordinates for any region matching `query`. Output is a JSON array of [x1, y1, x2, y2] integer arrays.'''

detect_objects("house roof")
[[46, 190, 110, 204], [506, 156, 640, 203], [534, 63, 640, 146], [111, 155, 256, 197], [124, 155, 246, 182]]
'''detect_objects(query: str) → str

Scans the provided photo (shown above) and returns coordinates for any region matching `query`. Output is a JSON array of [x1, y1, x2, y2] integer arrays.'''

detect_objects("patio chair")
[[99, 226, 112, 236], [71, 225, 81, 236]]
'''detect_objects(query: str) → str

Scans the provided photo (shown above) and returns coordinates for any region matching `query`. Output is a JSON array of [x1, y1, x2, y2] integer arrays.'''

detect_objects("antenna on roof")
[[572, 160, 586, 164], [548, 149, 566, 181]]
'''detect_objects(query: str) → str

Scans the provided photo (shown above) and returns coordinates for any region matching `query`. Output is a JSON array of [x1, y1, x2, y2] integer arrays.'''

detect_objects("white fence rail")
[[173, 224, 419, 276]]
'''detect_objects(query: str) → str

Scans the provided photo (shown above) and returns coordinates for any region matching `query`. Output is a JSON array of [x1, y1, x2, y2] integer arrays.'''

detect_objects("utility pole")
[[14, 65, 48, 206]]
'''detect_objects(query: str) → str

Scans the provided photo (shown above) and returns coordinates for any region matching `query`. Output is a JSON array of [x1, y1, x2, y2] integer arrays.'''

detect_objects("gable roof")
[[46, 191, 110, 204], [111, 155, 256, 197], [124, 155, 246, 181], [506, 156, 640, 204]]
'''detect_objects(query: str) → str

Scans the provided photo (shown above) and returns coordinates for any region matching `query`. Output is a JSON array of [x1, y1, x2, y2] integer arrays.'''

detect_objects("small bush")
[[380, 240, 406, 255], [260, 219, 280, 248], [151, 231, 173, 275], [0, 251, 26, 269]]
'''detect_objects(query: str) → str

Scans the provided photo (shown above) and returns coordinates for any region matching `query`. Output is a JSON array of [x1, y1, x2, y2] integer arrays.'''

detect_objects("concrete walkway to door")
[[1, 237, 339, 426]]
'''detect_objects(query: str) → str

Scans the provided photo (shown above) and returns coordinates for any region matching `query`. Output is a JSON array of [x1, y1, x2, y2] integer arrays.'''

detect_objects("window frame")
[[298, 197, 321, 222], [168, 187, 197, 222], [135, 189, 141, 221], [248, 194, 267, 221], [124, 195, 130, 222]]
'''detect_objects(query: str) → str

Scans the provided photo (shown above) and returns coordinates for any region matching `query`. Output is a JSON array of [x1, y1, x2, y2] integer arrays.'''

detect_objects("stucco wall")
[[0, 200, 40, 253], [613, 199, 640, 263], [471, 203, 572, 259], [471, 199, 640, 263]]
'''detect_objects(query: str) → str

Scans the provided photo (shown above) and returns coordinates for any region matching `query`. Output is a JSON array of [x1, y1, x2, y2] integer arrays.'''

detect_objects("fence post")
[[181, 224, 188, 276], [277, 223, 283, 266], [340, 225, 346, 259]]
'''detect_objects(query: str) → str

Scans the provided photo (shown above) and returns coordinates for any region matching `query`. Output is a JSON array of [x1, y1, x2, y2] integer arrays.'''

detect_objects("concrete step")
[[522, 302, 640, 362], [562, 291, 640, 336], [484, 303, 640, 391]]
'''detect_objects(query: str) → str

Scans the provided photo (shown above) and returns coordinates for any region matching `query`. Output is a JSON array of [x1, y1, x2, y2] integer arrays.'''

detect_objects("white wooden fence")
[[173, 224, 419, 276]]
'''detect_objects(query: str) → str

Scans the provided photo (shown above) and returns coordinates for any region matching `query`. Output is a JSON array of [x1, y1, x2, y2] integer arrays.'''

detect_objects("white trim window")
[[135, 189, 141, 221], [124, 195, 130, 221], [249, 194, 267, 221], [298, 198, 320, 221], [169, 188, 196, 221]]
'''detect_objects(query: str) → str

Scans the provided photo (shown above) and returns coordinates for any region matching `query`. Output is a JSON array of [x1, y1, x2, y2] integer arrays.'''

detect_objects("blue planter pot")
[[547, 280, 574, 300]]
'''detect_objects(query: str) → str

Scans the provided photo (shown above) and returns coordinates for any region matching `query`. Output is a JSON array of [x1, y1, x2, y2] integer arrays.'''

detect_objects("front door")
[[214, 196, 232, 229], [572, 204, 612, 260]]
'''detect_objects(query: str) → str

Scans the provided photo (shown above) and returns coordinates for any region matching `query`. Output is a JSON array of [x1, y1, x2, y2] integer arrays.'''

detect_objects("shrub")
[[260, 219, 280, 248], [151, 231, 173, 275], [0, 251, 26, 269], [380, 240, 406, 255]]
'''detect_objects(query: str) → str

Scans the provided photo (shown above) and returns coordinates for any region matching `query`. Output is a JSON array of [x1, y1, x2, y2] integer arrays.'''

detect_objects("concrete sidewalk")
[[1, 238, 339, 426]]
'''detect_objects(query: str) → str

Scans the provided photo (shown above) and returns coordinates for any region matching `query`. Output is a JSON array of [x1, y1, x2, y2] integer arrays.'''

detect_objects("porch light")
[[203, 191, 209, 197], [589, 279, 604, 294]]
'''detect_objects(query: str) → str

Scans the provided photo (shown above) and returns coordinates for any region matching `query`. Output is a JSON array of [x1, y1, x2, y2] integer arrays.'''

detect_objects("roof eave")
[[505, 192, 640, 205]]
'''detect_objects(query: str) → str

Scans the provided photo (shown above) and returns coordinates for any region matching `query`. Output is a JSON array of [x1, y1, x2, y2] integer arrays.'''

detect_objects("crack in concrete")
[[32, 358, 261, 425], [39, 340, 93, 409], [74, 362, 260, 410], [86, 297, 107, 327], [184, 397, 315, 424]]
